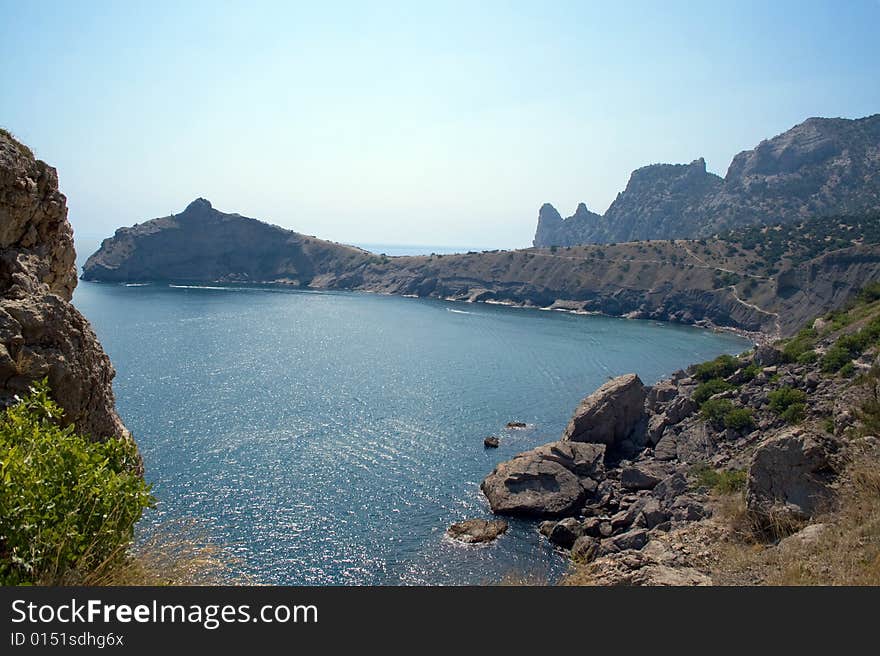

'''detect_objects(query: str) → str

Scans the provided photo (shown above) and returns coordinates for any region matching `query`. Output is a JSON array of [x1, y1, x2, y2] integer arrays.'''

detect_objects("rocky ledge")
[[479, 328, 856, 583]]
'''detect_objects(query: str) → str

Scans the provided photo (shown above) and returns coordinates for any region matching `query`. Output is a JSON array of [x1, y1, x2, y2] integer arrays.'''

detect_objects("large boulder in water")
[[562, 374, 647, 447], [746, 428, 840, 529], [481, 441, 605, 517]]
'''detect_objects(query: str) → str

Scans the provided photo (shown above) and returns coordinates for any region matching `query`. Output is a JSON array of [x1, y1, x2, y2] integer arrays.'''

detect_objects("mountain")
[[533, 114, 880, 246], [83, 199, 880, 338], [82, 198, 373, 285]]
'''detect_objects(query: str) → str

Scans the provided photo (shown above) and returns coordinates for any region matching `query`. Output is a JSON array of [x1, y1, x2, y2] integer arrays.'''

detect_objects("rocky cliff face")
[[0, 130, 126, 441], [82, 198, 373, 285], [82, 198, 880, 338], [534, 114, 880, 246], [532, 202, 603, 248]]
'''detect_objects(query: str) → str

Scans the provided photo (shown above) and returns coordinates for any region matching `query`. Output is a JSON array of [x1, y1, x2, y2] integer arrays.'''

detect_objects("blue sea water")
[[72, 281, 750, 585]]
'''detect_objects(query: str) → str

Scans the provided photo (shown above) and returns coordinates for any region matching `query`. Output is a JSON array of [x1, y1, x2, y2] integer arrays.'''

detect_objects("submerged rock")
[[505, 421, 527, 429], [483, 436, 500, 448], [446, 519, 509, 544]]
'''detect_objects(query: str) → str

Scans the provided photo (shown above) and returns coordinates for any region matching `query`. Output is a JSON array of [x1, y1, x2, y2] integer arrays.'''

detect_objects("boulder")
[[603, 527, 650, 553], [754, 344, 784, 366], [620, 464, 664, 490], [446, 519, 508, 544], [652, 472, 688, 505], [664, 395, 698, 424], [646, 414, 667, 446], [746, 428, 840, 528], [506, 421, 527, 429], [571, 536, 600, 562], [562, 374, 647, 446], [646, 381, 678, 410], [480, 441, 606, 517], [548, 517, 583, 548], [483, 436, 500, 448]]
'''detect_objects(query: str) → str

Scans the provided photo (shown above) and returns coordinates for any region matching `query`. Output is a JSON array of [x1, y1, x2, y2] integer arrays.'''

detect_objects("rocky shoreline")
[[454, 328, 860, 585]]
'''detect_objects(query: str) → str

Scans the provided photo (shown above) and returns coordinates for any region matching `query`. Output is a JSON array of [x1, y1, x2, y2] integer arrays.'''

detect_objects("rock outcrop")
[[446, 519, 508, 544], [746, 429, 840, 528], [480, 441, 605, 517], [534, 114, 880, 246], [562, 373, 646, 450], [0, 130, 127, 442], [533, 202, 603, 248]]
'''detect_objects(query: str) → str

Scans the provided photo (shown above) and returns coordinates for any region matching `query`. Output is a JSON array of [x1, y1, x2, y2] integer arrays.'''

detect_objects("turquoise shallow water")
[[72, 281, 750, 584]]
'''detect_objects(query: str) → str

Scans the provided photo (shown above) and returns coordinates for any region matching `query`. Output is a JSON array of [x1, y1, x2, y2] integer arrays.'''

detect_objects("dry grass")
[[63, 519, 250, 586], [712, 445, 880, 585]]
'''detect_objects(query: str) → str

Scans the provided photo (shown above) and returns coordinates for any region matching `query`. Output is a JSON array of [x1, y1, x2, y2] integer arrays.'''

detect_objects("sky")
[[1, 1, 879, 252]]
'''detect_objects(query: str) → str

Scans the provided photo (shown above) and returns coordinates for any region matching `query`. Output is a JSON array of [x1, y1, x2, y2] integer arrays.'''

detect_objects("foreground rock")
[[481, 441, 605, 517], [0, 131, 128, 442], [746, 429, 840, 529], [562, 374, 647, 451], [446, 519, 508, 544]]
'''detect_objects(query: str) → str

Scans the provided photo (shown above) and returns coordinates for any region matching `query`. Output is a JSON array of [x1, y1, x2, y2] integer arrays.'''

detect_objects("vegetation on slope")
[[0, 381, 152, 585]]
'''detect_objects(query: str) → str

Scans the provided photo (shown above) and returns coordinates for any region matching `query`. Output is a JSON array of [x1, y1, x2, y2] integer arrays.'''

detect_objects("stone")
[[538, 521, 556, 538], [483, 436, 500, 448], [652, 472, 688, 505], [571, 536, 600, 562], [604, 527, 650, 553], [646, 414, 667, 446], [505, 421, 527, 429], [562, 374, 647, 446], [754, 344, 784, 366], [548, 517, 583, 549], [480, 440, 606, 517], [664, 395, 697, 424], [620, 465, 663, 490], [746, 428, 840, 527], [446, 519, 508, 544]]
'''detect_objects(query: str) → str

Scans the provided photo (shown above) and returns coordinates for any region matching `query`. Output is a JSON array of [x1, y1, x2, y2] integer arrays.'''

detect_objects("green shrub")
[[821, 345, 853, 373], [796, 350, 818, 365], [782, 328, 817, 362], [693, 378, 733, 405], [768, 386, 807, 416], [780, 403, 807, 424], [692, 465, 747, 494], [0, 380, 153, 585], [840, 362, 856, 378], [701, 398, 734, 428], [693, 354, 740, 382], [858, 282, 880, 304], [723, 407, 755, 431]]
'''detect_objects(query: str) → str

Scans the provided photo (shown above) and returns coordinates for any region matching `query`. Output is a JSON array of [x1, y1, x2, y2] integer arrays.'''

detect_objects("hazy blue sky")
[[2, 1, 879, 251]]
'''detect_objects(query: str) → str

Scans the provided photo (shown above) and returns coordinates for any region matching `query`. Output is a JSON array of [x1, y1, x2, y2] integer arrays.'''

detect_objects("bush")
[[701, 398, 734, 428], [768, 386, 807, 416], [692, 465, 747, 494], [693, 354, 740, 382], [796, 350, 819, 365], [693, 378, 733, 405], [780, 403, 807, 424], [821, 344, 854, 373], [782, 328, 816, 362], [724, 407, 755, 431], [0, 380, 153, 585]]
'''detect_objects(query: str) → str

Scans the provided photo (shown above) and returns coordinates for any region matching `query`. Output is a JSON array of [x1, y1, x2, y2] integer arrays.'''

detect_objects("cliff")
[[82, 198, 880, 338], [82, 198, 373, 285], [534, 114, 880, 246], [0, 129, 127, 441]]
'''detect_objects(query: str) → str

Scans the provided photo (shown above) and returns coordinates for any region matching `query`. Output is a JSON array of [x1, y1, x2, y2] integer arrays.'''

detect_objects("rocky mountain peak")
[[534, 114, 880, 246], [184, 197, 213, 214]]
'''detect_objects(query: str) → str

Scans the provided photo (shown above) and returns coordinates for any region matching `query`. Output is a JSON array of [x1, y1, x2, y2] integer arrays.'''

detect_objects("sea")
[[71, 242, 750, 584]]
